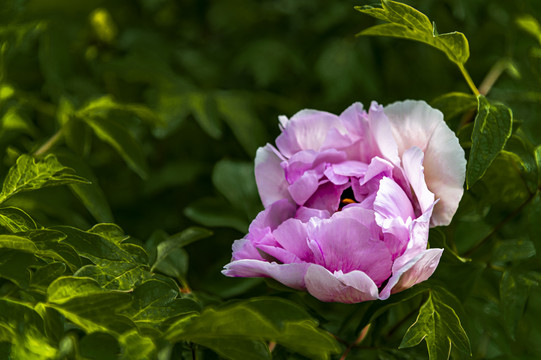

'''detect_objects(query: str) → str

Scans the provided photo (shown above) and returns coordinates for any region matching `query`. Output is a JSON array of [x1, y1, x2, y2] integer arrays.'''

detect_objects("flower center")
[[339, 187, 358, 210]]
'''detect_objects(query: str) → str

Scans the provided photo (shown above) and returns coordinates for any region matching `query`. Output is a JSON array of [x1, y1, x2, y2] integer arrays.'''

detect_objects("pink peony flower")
[[223, 101, 466, 303]]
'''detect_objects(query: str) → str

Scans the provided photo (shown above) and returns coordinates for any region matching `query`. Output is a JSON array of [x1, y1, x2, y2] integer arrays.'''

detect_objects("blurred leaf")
[[500, 271, 537, 339], [79, 332, 120, 360], [400, 291, 471, 360], [516, 14, 541, 45], [431, 92, 477, 120], [492, 239, 536, 265], [212, 159, 261, 219], [166, 297, 341, 360], [214, 93, 266, 156], [118, 330, 157, 360], [466, 95, 513, 188], [0, 248, 37, 288], [189, 92, 222, 139], [0, 207, 38, 233], [47, 276, 135, 335], [0, 154, 89, 204], [0, 299, 57, 359], [356, 0, 469, 65], [535, 145, 541, 187], [184, 197, 249, 233], [81, 116, 149, 179], [151, 227, 212, 273]]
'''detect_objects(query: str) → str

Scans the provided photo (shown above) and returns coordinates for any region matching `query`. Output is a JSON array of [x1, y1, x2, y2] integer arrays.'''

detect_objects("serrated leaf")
[[431, 92, 477, 120], [0, 207, 38, 233], [125, 279, 199, 330], [356, 0, 469, 65], [400, 291, 470, 360], [466, 95, 513, 188], [47, 276, 135, 335], [151, 227, 211, 273], [0, 154, 90, 204], [74, 261, 151, 290], [31, 262, 67, 292], [22, 229, 82, 271], [81, 115, 148, 179], [214, 92, 267, 156], [166, 298, 341, 360]]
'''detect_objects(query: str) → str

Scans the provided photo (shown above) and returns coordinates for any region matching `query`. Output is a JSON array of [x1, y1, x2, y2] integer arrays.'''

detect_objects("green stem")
[[458, 63, 480, 97], [33, 128, 64, 157]]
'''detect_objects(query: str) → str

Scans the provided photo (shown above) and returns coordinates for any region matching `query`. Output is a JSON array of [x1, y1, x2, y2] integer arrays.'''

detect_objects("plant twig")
[[458, 63, 481, 97], [33, 128, 64, 157]]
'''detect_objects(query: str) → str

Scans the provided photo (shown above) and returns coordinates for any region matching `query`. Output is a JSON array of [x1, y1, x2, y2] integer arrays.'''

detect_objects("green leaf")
[[535, 145, 541, 187], [151, 227, 212, 273], [431, 92, 477, 120], [184, 197, 249, 233], [0, 207, 38, 233], [400, 291, 471, 360], [212, 159, 262, 219], [0, 299, 57, 360], [31, 262, 67, 291], [118, 330, 157, 360], [125, 279, 199, 331], [166, 297, 341, 360], [189, 92, 222, 139], [81, 115, 148, 179], [0, 248, 37, 288], [54, 152, 114, 223], [0, 154, 90, 204], [516, 15, 541, 45], [22, 229, 82, 271], [356, 0, 469, 65], [79, 332, 120, 360], [214, 93, 267, 156], [47, 276, 135, 335], [492, 238, 536, 265], [500, 271, 537, 339], [466, 95, 513, 188]]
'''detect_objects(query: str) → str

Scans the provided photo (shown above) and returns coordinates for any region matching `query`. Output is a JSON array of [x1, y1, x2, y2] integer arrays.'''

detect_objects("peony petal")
[[249, 198, 296, 233], [374, 177, 415, 225], [384, 100, 466, 226], [223, 260, 309, 290], [304, 265, 379, 303], [307, 217, 392, 284], [401, 146, 435, 215], [368, 102, 400, 165], [288, 170, 320, 205], [255, 144, 292, 208], [304, 181, 348, 213], [231, 239, 265, 261], [379, 248, 443, 300], [295, 207, 331, 222], [273, 218, 313, 262], [276, 110, 344, 157]]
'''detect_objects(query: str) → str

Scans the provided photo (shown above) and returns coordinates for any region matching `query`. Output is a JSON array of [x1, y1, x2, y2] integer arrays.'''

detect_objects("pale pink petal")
[[304, 265, 379, 303], [223, 260, 309, 290], [401, 146, 435, 215], [255, 144, 292, 208], [231, 239, 265, 261], [249, 198, 296, 233], [273, 218, 313, 262], [295, 207, 331, 222], [374, 177, 415, 225], [384, 100, 466, 226], [379, 248, 443, 300], [368, 102, 400, 165], [288, 170, 320, 205], [275, 110, 344, 157]]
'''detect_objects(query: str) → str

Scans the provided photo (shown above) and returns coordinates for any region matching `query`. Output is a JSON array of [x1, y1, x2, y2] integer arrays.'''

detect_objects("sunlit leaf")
[[466, 95, 513, 188], [400, 291, 471, 360], [0, 154, 89, 204], [356, 0, 469, 65], [0, 207, 38, 233], [118, 330, 157, 360], [166, 297, 341, 360]]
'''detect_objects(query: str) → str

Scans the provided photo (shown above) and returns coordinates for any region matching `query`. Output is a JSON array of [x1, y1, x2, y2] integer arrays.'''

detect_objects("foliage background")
[[1, 0, 541, 359]]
